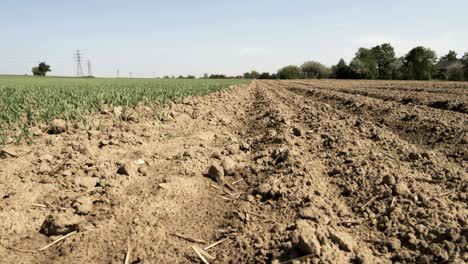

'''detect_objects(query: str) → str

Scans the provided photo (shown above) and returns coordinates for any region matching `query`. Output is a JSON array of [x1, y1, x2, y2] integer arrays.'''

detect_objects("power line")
[[74, 50, 84, 77]]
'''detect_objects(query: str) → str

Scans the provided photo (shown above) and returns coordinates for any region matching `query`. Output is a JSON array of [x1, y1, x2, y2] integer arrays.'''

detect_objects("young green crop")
[[0, 75, 248, 144]]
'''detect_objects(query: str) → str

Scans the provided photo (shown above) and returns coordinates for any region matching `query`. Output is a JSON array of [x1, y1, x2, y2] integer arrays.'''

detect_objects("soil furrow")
[[281, 81, 467, 164], [1, 80, 467, 264]]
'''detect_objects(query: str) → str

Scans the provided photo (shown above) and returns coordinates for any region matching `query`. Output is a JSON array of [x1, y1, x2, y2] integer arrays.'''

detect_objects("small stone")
[[40, 212, 82, 236], [208, 164, 225, 184], [255, 183, 272, 195], [72, 196, 93, 215], [62, 170, 72, 177], [394, 182, 410, 196], [292, 127, 302, 137], [48, 119, 67, 134], [329, 230, 355, 252], [221, 157, 236, 176], [138, 166, 148, 176]]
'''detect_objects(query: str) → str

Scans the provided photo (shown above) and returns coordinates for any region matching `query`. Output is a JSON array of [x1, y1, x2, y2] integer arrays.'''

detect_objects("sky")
[[1, 0, 467, 78]]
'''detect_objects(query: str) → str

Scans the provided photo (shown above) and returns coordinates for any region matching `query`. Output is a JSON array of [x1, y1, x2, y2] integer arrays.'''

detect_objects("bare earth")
[[0, 80, 467, 263]]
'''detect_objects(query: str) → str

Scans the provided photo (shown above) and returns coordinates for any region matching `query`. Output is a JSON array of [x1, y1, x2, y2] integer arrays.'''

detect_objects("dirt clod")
[[208, 163, 225, 184], [74, 176, 98, 189], [221, 157, 236, 176], [72, 196, 94, 215], [296, 220, 322, 256], [40, 212, 82, 236], [329, 230, 355, 252], [48, 119, 67, 134]]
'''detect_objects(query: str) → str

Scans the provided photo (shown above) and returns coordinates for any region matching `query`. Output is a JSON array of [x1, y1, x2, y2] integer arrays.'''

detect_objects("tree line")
[[242, 44, 468, 81]]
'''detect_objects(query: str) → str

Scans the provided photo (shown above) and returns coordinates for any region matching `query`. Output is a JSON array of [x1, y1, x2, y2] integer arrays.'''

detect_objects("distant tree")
[[447, 67, 464, 81], [350, 48, 378, 79], [462, 52, 468, 80], [177, 75, 184, 79], [32, 62, 51, 76], [32, 67, 41, 76], [331, 59, 353, 79], [300, 61, 331, 79], [440, 50, 458, 62], [251, 71, 260, 79], [371, 43, 396, 79], [259, 72, 271, 79], [402, 46, 437, 80], [390, 57, 404, 80], [186, 75, 196, 79], [209, 74, 227, 79], [350, 58, 371, 79], [243, 71, 260, 79], [203, 73, 209, 79], [277, 65, 303, 79]]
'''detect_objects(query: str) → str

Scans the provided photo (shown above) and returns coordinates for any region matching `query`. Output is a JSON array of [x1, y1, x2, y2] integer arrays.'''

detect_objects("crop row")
[[0, 76, 248, 144]]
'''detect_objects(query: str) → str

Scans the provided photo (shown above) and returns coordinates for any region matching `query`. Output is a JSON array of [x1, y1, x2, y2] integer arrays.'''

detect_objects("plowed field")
[[1, 80, 467, 263]]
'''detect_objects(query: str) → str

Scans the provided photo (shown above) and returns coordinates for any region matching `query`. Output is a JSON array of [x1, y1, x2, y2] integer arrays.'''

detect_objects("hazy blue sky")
[[1, 0, 467, 77]]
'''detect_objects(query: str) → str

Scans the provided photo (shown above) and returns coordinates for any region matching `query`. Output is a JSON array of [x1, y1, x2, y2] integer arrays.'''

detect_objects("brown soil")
[[0, 80, 466, 263]]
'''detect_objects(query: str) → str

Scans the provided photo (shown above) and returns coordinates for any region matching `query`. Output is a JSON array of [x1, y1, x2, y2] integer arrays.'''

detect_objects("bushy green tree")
[[301, 61, 331, 79], [402, 46, 437, 80], [277, 65, 303, 79], [32, 62, 51, 76], [243, 70, 260, 79], [259, 72, 272, 79], [250, 70, 260, 79], [331, 59, 353, 79], [32, 67, 41, 76], [350, 48, 378, 79], [390, 57, 404, 80], [371, 43, 396, 79], [440, 50, 458, 62]]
